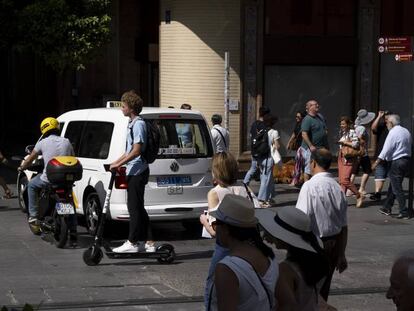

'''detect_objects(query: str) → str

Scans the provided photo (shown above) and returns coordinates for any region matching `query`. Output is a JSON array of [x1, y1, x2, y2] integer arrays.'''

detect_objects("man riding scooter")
[[18, 117, 77, 244]]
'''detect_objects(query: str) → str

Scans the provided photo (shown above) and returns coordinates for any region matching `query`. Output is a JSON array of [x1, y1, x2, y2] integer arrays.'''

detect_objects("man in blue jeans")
[[372, 114, 412, 219], [243, 106, 270, 185], [18, 117, 75, 237]]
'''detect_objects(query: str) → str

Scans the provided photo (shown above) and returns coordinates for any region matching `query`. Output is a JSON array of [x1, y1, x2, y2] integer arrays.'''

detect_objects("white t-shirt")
[[354, 125, 369, 157], [295, 172, 347, 238], [34, 135, 74, 183], [211, 124, 230, 153]]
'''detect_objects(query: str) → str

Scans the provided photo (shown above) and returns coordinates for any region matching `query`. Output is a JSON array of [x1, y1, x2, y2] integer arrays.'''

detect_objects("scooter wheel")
[[156, 244, 176, 264], [83, 246, 103, 266]]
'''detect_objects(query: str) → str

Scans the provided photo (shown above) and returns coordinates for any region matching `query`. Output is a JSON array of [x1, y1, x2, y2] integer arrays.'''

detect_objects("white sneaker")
[[112, 240, 139, 253], [145, 242, 156, 253]]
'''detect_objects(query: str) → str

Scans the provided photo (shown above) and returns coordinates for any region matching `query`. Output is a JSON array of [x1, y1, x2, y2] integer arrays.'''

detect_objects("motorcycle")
[[16, 148, 83, 248]]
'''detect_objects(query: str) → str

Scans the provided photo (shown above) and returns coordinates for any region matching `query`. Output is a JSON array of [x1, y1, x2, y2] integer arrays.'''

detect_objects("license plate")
[[156, 176, 192, 186], [167, 185, 183, 195], [55, 202, 75, 215]]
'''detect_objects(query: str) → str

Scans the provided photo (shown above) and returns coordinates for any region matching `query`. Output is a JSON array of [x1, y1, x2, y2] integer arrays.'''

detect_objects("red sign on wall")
[[378, 37, 412, 54], [395, 53, 413, 62]]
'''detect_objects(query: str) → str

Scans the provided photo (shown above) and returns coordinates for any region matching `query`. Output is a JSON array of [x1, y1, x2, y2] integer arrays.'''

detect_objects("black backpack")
[[129, 118, 160, 164], [251, 128, 270, 159]]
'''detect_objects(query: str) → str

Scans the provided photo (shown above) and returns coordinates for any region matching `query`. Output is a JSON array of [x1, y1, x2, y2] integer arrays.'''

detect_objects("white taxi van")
[[56, 104, 214, 233]]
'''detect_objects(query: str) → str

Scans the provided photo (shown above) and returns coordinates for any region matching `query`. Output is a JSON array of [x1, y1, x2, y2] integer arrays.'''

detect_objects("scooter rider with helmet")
[[18, 118, 76, 240]]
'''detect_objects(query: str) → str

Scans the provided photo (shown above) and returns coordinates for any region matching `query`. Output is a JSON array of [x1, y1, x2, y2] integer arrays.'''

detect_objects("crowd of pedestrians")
[[202, 99, 413, 310]]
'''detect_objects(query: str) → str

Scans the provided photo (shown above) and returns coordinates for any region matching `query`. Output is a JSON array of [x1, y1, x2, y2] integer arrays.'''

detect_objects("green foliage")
[[1, 0, 112, 72]]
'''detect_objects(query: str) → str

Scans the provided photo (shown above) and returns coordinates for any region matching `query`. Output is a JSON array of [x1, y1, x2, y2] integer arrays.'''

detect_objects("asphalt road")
[[1, 176, 413, 310]]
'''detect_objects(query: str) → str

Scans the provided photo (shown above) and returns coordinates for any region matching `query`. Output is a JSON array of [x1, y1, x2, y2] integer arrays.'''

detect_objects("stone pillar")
[[242, 0, 259, 150], [356, 0, 381, 112]]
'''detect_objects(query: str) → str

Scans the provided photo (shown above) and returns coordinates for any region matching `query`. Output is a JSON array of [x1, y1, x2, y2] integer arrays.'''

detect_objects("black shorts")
[[352, 155, 372, 175]]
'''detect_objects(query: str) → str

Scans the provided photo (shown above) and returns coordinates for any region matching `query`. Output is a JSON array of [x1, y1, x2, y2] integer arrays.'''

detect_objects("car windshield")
[[153, 118, 213, 158]]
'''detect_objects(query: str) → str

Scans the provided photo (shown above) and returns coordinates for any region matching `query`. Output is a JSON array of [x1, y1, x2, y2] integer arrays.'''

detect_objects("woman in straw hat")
[[350, 109, 376, 197], [200, 152, 259, 308], [207, 194, 278, 311], [256, 207, 335, 311]]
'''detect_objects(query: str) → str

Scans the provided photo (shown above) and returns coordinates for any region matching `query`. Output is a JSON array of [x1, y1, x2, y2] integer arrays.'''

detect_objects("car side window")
[[78, 121, 114, 159], [64, 121, 86, 155]]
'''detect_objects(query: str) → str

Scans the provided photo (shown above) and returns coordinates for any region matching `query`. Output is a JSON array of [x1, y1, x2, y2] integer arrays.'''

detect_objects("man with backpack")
[[243, 106, 271, 185], [110, 90, 156, 253], [210, 114, 229, 153]]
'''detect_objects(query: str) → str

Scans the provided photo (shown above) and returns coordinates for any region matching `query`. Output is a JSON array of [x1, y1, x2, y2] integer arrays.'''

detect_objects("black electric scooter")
[[83, 165, 176, 266]]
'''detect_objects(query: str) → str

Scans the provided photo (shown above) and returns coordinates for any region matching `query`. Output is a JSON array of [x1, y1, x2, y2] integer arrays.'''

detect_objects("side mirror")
[[25, 145, 35, 154]]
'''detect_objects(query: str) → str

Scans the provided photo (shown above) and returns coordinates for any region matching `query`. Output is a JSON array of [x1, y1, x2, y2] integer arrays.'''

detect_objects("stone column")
[[356, 0, 381, 112]]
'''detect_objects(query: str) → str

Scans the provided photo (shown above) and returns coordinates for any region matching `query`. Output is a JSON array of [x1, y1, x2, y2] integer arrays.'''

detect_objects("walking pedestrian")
[[257, 114, 280, 207], [243, 106, 271, 186], [207, 194, 278, 311], [256, 207, 333, 310], [111, 90, 155, 253], [337, 116, 364, 208], [200, 152, 259, 308], [372, 114, 412, 219], [350, 109, 375, 196], [287, 111, 306, 186], [386, 250, 414, 311], [295, 148, 348, 300], [370, 110, 391, 201], [300, 100, 329, 181], [0, 150, 13, 199], [210, 114, 230, 153]]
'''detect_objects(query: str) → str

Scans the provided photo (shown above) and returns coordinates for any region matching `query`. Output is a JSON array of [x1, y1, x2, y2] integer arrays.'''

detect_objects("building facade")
[[3, 0, 414, 161]]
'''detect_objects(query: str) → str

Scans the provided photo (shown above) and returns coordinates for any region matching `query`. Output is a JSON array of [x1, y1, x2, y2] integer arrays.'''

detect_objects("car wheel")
[[17, 174, 28, 213], [84, 192, 101, 235]]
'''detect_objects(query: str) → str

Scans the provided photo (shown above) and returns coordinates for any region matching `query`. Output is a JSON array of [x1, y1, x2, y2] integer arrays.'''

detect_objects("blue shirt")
[[126, 116, 148, 175], [378, 125, 411, 161]]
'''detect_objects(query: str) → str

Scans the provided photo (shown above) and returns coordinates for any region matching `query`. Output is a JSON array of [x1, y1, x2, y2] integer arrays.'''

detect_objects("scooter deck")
[[103, 243, 174, 260], [105, 250, 171, 259]]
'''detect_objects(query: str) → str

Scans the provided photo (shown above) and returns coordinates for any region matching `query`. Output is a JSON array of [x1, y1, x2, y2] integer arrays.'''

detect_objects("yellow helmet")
[[40, 117, 60, 135]]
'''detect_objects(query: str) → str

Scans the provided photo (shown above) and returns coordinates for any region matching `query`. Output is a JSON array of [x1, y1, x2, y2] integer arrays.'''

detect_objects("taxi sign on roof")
[[106, 101, 123, 108]]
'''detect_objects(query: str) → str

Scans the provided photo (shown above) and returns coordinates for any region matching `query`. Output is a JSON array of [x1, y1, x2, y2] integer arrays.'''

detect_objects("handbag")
[[271, 145, 282, 167], [341, 140, 365, 159]]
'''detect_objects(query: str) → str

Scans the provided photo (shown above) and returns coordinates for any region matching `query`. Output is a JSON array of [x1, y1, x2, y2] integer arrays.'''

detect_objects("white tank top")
[[209, 256, 279, 311], [213, 183, 249, 203]]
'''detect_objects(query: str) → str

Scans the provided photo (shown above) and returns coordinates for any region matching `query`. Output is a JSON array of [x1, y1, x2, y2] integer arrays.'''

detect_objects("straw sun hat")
[[209, 194, 258, 228], [255, 207, 323, 253], [355, 109, 375, 126]]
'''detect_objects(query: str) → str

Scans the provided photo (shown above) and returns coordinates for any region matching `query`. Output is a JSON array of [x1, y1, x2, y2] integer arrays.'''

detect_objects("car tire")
[[17, 174, 28, 213], [84, 192, 101, 236]]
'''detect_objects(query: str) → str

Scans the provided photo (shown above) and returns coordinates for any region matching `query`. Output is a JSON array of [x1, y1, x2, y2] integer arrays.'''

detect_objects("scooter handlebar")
[[104, 165, 117, 190]]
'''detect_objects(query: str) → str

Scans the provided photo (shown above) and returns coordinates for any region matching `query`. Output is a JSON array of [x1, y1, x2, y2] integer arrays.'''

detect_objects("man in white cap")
[[386, 251, 414, 310], [372, 114, 412, 219], [295, 148, 348, 300], [350, 109, 376, 196]]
